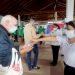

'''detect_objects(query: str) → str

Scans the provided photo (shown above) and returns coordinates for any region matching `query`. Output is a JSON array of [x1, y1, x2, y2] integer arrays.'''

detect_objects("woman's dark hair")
[[66, 21, 75, 29], [53, 23, 60, 29]]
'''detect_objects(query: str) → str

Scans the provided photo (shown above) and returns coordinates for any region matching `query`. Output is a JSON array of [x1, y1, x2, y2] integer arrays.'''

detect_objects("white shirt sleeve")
[[56, 36, 68, 44]]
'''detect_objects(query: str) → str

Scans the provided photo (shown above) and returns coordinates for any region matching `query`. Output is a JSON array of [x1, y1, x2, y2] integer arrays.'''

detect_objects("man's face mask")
[[66, 30, 75, 38], [8, 26, 17, 33]]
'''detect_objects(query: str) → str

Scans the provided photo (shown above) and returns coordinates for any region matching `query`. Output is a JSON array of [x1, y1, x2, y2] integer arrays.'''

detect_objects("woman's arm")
[[38, 36, 57, 42], [32, 36, 58, 43], [68, 37, 75, 43]]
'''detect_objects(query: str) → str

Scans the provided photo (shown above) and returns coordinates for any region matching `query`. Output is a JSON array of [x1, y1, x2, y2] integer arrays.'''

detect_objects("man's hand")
[[68, 37, 75, 43], [20, 45, 33, 54]]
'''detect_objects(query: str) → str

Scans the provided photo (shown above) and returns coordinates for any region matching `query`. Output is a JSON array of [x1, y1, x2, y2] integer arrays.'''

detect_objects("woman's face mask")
[[53, 28, 57, 31], [8, 26, 17, 33], [66, 30, 75, 38]]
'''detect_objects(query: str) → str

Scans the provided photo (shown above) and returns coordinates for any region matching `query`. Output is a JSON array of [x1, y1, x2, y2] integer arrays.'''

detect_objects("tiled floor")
[[22, 44, 64, 75]]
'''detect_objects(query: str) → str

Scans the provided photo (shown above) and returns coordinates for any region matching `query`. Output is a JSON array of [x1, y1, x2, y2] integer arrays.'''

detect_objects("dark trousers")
[[26, 44, 38, 69], [51, 45, 60, 64], [64, 64, 75, 75]]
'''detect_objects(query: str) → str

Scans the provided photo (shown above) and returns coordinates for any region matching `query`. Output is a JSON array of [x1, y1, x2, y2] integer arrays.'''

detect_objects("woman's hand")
[[68, 37, 75, 43], [31, 38, 38, 44]]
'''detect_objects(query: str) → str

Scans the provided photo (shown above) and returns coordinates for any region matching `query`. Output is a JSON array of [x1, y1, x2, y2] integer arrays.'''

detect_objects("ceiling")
[[0, 0, 71, 21]]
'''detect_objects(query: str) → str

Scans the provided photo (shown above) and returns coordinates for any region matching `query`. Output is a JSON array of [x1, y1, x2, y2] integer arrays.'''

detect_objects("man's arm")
[[20, 45, 33, 54], [31, 27, 43, 39]]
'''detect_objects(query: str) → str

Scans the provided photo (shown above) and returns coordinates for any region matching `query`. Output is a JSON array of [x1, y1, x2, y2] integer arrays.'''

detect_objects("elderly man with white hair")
[[0, 15, 33, 75]]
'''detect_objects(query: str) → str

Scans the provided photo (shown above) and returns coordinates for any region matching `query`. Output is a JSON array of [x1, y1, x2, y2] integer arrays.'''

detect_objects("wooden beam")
[[39, 2, 54, 11], [23, 10, 66, 15]]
